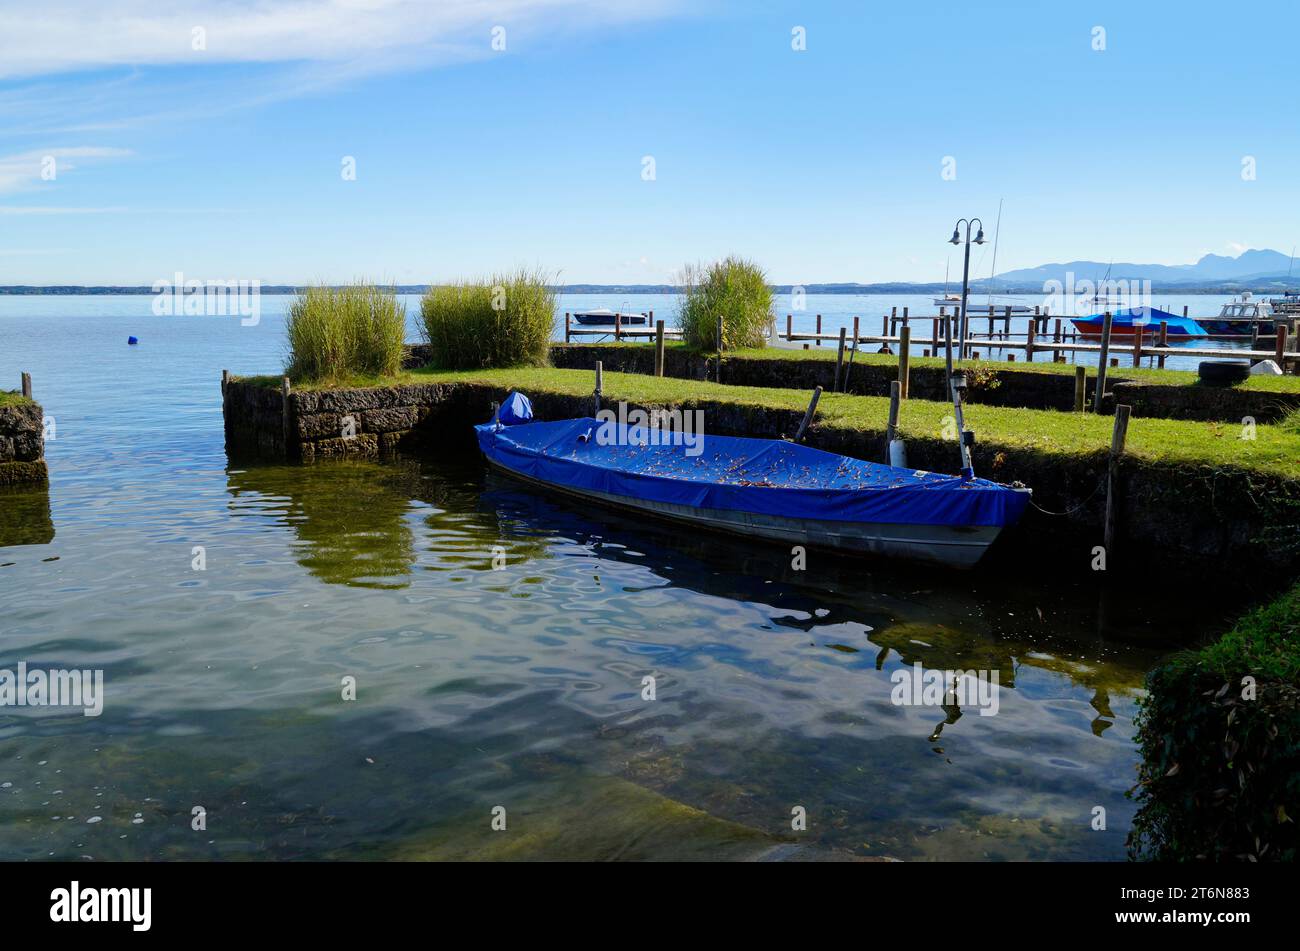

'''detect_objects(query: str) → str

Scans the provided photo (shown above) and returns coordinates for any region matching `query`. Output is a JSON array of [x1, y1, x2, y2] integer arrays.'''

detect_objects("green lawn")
[[240, 364, 1300, 479]]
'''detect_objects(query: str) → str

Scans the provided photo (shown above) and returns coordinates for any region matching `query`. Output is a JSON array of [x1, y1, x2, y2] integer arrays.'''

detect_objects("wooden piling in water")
[[1132, 324, 1144, 367], [786, 313, 792, 341], [614, 312, 622, 341], [221, 369, 229, 395], [815, 314, 822, 345], [21, 372, 32, 399], [795, 386, 822, 443], [565, 312, 571, 343], [834, 327, 847, 392], [1025, 319, 1036, 361], [1053, 318, 1063, 362], [898, 326, 911, 399], [1104, 405, 1132, 555], [1094, 312, 1114, 414], [1074, 365, 1086, 412], [654, 320, 665, 377], [1276, 325, 1288, 367], [1157, 321, 1168, 369]]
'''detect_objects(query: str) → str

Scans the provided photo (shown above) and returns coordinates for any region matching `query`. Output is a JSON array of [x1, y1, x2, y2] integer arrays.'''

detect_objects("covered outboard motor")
[[498, 390, 534, 426]]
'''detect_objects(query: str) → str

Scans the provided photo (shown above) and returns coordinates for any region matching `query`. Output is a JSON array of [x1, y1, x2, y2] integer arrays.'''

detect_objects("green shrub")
[[1128, 584, 1300, 861], [420, 270, 555, 370], [676, 257, 773, 352], [285, 283, 406, 383]]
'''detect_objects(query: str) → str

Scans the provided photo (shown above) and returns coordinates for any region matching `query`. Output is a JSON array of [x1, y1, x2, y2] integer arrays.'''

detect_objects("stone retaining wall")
[[0, 398, 47, 486], [222, 375, 1300, 584]]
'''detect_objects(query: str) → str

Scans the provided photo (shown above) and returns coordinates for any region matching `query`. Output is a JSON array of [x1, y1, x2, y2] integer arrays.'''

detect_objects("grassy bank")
[[1129, 583, 1300, 861], [241, 364, 1300, 479], [0, 391, 33, 408]]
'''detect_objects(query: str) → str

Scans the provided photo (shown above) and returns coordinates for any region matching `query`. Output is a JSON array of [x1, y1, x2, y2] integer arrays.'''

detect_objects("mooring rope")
[[1026, 473, 1108, 517]]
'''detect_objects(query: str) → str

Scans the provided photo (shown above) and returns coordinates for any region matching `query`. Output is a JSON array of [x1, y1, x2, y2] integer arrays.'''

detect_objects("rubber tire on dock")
[[1197, 360, 1250, 386]]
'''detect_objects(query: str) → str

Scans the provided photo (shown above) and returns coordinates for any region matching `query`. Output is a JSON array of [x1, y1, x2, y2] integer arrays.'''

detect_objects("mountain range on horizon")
[[988, 248, 1299, 287]]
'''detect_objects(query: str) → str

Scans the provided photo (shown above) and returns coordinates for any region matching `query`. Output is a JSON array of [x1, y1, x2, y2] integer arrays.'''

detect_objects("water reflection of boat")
[[476, 417, 1031, 569]]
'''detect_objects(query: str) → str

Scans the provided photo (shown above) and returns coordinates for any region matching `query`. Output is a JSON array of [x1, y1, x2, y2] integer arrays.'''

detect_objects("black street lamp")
[[945, 218, 985, 479]]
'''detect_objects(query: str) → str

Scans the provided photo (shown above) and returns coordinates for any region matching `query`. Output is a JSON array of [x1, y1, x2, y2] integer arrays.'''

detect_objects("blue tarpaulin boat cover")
[[498, 391, 534, 425], [476, 417, 1029, 527], [1074, 307, 1204, 336]]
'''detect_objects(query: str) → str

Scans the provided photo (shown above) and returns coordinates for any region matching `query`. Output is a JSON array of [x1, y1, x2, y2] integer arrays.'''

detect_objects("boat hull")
[[573, 313, 648, 326], [484, 458, 1007, 568]]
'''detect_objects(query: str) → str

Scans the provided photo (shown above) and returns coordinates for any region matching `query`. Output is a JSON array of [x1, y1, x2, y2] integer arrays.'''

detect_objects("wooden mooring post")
[[1025, 319, 1036, 361], [654, 320, 665, 376], [1103, 404, 1132, 555], [794, 386, 822, 443], [1132, 324, 1144, 367], [815, 314, 822, 345], [834, 327, 847, 392], [21, 372, 32, 399], [715, 316, 724, 383], [886, 379, 901, 446], [593, 361, 603, 415], [1074, 365, 1086, 412], [1094, 312, 1114, 414], [564, 312, 571, 343], [221, 369, 229, 395], [786, 313, 792, 341], [1157, 321, 1168, 369], [1276, 324, 1288, 367], [898, 325, 911, 398]]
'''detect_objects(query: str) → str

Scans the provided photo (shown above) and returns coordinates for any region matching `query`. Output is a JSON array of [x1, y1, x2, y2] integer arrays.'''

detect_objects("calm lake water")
[[0, 296, 1244, 860]]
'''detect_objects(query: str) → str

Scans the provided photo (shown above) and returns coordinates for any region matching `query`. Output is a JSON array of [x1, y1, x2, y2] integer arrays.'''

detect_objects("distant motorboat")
[[1198, 294, 1278, 336], [931, 294, 1033, 314], [572, 309, 648, 326], [1072, 307, 1204, 339]]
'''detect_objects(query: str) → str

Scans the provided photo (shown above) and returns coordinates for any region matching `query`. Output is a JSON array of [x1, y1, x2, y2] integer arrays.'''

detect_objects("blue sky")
[[1, 0, 1297, 285]]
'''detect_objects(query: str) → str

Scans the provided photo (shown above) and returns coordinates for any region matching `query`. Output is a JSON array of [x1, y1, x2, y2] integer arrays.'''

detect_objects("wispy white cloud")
[[0, 205, 128, 214], [0, 147, 132, 193], [0, 1, 681, 79]]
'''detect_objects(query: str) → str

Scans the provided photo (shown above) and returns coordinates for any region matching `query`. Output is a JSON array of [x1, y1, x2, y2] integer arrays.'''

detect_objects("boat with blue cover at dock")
[[475, 393, 1031, 568], [1072, 306, 1204, 339]]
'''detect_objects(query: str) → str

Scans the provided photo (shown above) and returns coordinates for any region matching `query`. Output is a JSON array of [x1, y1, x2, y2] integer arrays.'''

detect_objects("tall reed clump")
[[420, 269, 555, 370], [285, 283, 407, 383], [676, 256, 773, 352]]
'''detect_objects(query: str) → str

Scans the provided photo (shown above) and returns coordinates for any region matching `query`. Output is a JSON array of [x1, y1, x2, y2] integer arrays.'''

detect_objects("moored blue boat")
[[1071, 306, 1204, 339], [475, 408, 1031, 568]]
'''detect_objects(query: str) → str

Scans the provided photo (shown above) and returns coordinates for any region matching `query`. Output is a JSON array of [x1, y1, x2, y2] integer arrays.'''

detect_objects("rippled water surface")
[[0, 299, 1241, 860]]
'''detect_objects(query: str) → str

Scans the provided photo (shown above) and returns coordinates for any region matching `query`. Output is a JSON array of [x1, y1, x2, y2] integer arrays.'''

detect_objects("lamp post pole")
[[947, 218, 985, 478]]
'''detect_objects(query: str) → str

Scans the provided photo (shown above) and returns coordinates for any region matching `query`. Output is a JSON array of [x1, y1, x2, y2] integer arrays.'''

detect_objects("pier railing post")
[[1157, 321, 1168, 369], [1094, 312, 1114, 414], [1025, 319, 1036, 361], [21, 372, 32, 399], [898, 325, 911, 399], [1132, 324, 1144, 367], [1104, 404, 1132, 556], [654, 320, 665, 377], [1276, 324, 1288, 368]]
